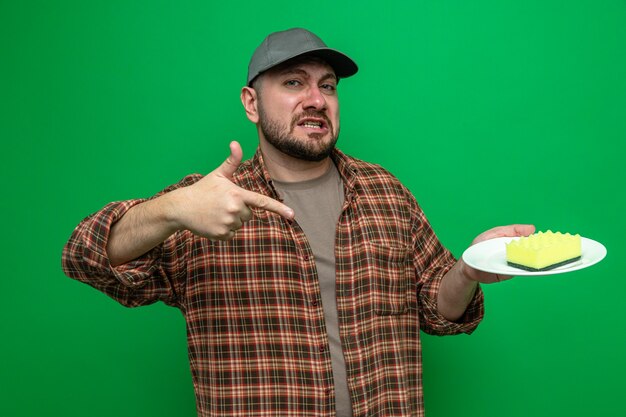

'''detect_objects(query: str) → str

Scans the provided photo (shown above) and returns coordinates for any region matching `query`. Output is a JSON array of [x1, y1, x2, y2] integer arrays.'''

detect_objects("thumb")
[[471, 224, 536, 245], [214, 141, 243, 179]]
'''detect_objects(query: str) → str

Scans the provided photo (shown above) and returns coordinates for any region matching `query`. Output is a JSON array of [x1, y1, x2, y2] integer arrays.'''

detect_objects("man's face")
[[255, 59, 340, 162]]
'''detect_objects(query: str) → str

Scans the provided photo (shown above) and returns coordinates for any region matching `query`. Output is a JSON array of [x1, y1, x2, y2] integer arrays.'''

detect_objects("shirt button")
[[311, 299, 319, 307], [319, 345, 326, 353], [303, 254, 310, 261]]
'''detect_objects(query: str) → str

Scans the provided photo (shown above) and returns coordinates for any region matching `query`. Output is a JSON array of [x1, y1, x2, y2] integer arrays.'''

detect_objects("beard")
[[258, 105, 339, 162]]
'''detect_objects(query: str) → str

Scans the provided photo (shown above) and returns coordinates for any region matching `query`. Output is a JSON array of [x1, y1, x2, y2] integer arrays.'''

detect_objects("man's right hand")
[[107, 141, 294, 266], [167, 141, 294, 240]]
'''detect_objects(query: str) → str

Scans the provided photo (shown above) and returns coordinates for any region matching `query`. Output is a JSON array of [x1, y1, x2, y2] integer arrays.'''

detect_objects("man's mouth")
[[297, 118, 328, 131]]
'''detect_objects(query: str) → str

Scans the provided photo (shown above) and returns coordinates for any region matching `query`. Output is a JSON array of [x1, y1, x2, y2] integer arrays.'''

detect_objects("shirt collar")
[[330, 147, 358, 192]]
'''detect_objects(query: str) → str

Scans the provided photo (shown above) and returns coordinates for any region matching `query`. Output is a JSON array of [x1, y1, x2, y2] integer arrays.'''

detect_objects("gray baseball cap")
[[247, 28, 358, 86]]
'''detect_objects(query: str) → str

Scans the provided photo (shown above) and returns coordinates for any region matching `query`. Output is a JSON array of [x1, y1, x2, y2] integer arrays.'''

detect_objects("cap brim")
[[298, 48, 358, 79]]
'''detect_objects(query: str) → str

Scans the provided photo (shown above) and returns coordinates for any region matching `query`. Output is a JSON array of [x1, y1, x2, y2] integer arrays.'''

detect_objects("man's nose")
[[302, 85, 327, 110]]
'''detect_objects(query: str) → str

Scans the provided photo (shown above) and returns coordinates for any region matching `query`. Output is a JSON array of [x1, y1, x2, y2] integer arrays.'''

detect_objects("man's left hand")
[[461, 224, 536, 284]]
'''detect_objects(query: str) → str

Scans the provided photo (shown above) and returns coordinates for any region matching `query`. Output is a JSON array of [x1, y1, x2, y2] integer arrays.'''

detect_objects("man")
[[62, 28, 533, 417]]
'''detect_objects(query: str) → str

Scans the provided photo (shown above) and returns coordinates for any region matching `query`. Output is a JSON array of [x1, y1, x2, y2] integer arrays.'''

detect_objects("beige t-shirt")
[[273, 162, 352, 417]]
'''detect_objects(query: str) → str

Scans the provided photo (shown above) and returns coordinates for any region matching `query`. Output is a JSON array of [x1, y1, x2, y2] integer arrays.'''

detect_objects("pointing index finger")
[[241, 189, 294, 220]]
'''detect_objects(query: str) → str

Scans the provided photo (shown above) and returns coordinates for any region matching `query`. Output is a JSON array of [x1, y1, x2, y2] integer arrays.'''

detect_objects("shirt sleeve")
[[61, 175, 201, 309], [410, 201, 484, 336]]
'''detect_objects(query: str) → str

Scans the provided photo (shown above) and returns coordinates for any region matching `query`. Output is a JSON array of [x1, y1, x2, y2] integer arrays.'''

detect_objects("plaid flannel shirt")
[[62, 148, 484, 417]]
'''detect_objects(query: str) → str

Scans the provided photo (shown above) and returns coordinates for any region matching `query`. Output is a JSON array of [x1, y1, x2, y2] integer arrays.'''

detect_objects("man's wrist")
[[155, 190, 185, 233], [457, 259, 479, 285]]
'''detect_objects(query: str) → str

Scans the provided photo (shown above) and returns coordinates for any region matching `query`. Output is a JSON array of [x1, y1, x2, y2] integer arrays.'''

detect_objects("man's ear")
[[241, 86, 260, 123]]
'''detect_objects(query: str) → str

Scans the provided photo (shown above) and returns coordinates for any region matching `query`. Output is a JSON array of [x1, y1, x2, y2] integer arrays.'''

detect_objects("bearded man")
[[62, 28, 533, 417]]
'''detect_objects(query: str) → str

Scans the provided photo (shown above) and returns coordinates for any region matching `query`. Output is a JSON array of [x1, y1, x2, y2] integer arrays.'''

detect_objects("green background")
[[2, 0, 625, 416]]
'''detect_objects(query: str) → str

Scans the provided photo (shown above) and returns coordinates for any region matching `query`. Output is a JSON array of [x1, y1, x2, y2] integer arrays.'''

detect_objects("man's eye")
[[285, 80, 302, 87], [321, 84, 337, 92]]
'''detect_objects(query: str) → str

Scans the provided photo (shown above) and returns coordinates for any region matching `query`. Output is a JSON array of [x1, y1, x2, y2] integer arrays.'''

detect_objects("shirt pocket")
[[365, 241, 411, 316]]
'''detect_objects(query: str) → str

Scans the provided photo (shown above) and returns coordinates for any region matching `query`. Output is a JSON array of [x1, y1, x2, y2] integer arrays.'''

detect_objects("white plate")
[[461, 236, 607, 276]]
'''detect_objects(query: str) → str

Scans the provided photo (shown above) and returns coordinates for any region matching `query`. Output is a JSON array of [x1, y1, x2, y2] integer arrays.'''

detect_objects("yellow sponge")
[[506, 231, 582, 271]]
